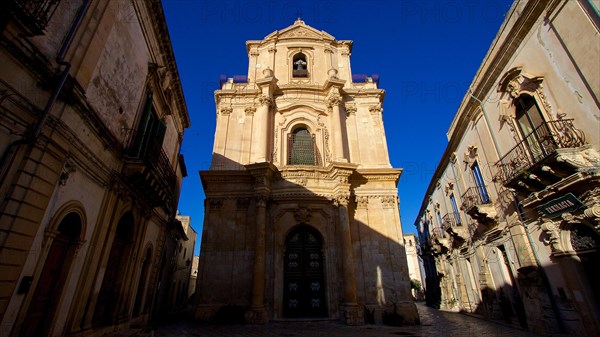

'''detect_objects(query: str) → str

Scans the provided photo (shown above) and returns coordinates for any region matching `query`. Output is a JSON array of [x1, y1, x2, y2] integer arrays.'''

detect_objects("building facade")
[[195, 20, 418, 325], [403, 234, 424, 300], [415, 1, 599, 336], [0, 1, 189, 336]]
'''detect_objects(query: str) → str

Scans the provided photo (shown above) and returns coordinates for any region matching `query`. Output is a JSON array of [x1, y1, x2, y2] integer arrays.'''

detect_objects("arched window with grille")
[[287, 127, 320, 165]]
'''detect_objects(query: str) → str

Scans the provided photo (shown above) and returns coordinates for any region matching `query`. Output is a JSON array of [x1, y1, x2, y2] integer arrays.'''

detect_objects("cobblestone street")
[[137, 303, 540, 337]]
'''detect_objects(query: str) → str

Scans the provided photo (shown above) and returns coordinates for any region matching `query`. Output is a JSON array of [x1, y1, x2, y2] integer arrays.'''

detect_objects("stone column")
[[336, 193, 363, 325], [329, 94, 347, 162], [252, 96, 272, 163], [246, 195, 268, 323]]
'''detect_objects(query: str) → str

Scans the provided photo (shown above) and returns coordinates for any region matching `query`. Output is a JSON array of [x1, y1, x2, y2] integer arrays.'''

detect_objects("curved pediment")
[[264, 19, 335, 42], [276, 102, 326, 115]]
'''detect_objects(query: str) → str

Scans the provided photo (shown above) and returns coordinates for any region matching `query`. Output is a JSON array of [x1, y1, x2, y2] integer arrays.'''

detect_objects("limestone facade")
[[0, 1, 189, 336], [195, 20, 418, 325], [415, 1, 600, 336], [403, 234, 424, 299]]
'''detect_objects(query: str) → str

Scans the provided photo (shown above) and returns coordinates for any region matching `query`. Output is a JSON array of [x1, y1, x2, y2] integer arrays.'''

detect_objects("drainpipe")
[[0, 0, 90, 187]]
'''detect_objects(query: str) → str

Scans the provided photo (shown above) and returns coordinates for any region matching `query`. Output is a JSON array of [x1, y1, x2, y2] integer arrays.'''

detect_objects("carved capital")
[[255, 195, 268, 207], [381, 195, 398, 208], [327, 94, 342, 107], [368, 104, 382, 115], [245, 106, 256, 116], [258, 95, 273, 107], [208, 198, 223, 210], [345, 103, 357, 116], [355, 196, 369, 209], [219, 106, 233, 116], [334, 193, 350, 207]]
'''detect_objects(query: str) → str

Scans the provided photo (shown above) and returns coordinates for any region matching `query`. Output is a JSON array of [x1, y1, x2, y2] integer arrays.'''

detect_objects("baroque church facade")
[[195, 20, 418, 325]]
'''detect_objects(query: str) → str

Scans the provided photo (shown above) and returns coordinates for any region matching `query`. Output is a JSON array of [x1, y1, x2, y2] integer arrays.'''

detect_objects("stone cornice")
[[143, 0, 190, 128]]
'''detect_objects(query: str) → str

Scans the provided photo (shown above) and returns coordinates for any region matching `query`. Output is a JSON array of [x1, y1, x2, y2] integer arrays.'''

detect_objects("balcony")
[[122, 130, 178, 214], [430, 227, 450, 255], [494, 119, 585, 190], [442, 213, 469, 245], [461, 186, 496, 224], [3, 0, 61, 35]]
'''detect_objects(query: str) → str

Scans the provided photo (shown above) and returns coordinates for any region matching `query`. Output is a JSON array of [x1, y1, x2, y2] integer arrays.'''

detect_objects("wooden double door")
[[283, 226, 327, 318]]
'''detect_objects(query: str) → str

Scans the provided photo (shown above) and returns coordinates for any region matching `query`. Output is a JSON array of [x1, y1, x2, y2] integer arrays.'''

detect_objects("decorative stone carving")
[[356, 196, 369, 209], [208, 198, 224, 210], [258, 95, 273, 107], [245, 106, 256, 116], [294, 206, 312, 223], [345, 103, 357, 116], [381, 195, 397, 208], [368, 104, 382, 115], [262, 67, 273, 78], [327, 68, 338, 79], [219, 106, 232, 116], [59, 159, 76, 186], [556, 147, 600, 170], [255, 195, 268, 207], [334, 193, 350, 206], [540, 220, 563, 253], [445, 182, 454, 196]]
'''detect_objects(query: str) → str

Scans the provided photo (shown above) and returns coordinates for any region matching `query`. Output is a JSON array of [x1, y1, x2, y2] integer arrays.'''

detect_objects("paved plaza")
[[127, 303, 540, 337]]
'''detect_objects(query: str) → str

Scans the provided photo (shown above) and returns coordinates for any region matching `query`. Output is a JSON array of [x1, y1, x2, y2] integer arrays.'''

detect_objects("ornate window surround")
[[497, 67, 554, 143]]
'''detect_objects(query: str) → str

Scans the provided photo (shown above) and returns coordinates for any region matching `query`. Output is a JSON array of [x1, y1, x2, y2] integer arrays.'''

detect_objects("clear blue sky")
[[162, 0, 514, 256]]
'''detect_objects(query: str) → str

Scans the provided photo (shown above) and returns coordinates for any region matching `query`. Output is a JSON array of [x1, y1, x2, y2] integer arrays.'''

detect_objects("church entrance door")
[[283, 226, 326, 318]]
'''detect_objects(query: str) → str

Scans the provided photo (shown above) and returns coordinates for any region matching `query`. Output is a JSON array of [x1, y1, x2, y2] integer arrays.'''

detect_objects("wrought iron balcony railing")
[[441, 213, 461, 232], [494, 119, 585, 185], [460, 186, 492, 212], [431, 227, 445, 241], [122, 130, 177, 212], [5, 0, 61, 35]]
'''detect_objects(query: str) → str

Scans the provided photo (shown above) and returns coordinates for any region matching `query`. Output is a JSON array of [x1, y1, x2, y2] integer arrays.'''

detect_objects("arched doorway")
[[93, 211, 134, 327], [20, 212, 81, 337], [283, 225, 326, 318]]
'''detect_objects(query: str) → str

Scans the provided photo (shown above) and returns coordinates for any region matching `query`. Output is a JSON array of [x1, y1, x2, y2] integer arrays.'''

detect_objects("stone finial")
[[327, 68, 338, 79], [262, 67, 273, 78]]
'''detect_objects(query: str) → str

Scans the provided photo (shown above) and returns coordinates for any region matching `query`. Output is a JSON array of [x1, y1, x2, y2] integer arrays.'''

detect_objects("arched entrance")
[[93, 211, 134, 327], [21, 212, 81, 337], [283, 225, 326, 318]]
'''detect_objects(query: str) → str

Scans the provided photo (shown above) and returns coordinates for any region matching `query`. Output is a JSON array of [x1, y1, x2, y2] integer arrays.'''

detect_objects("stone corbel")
[[445, 182, 454, 196], [59, 158, 76, 186], [540, 219, 563, 253]]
